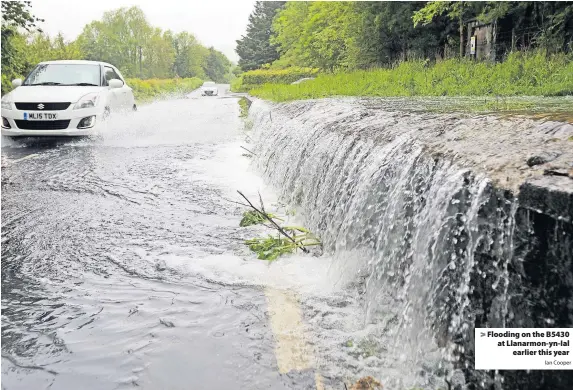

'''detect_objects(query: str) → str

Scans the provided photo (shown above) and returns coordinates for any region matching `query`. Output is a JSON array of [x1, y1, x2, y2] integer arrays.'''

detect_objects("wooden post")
[[459, 15, 464, 58], [492, 19, 498, 61]]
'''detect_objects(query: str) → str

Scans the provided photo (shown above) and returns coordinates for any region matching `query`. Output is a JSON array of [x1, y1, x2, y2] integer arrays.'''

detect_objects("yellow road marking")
[[11, 153, 39, 163], [315, 372, 325, 390], [265, 287, 312, 372], [264, 286, 325, 389]]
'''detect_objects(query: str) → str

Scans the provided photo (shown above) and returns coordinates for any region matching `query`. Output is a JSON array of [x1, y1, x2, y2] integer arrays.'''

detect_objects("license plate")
[[24, 112, 58, 120]]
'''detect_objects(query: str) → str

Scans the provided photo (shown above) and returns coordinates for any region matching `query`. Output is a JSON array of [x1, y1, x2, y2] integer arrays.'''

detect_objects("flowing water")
[[248, 98, 573, 389], [2, 90, 571, 390], [1, 88, 339, 390]]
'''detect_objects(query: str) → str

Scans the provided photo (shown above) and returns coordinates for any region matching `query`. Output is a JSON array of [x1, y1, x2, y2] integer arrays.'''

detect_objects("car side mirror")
[[109, 79, 123, 89], [12, 79, 22, 88]]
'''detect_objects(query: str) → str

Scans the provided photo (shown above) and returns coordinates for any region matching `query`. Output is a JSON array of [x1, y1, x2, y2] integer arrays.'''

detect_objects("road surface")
[[1, 86, 329, 390]]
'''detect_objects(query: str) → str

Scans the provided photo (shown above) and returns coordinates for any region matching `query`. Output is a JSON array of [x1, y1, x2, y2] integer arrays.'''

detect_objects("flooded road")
[[1, 87, 331, 390], [6, 86, 553, 390]]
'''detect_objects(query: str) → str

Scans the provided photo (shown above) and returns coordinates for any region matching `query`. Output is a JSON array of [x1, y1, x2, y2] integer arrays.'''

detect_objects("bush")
[[230, 67, 320, 92], [242, 67, 320, 85], [1, 74, 17, 96], [230, 77, 247, 93], [126, 77, 203, 102]]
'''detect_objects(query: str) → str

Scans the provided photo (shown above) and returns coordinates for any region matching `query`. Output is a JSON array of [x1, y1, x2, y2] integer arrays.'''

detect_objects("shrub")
[[230, 77, 247, 92], [231, 67, 320, 92], [126, 77, 203, 102], [242, 67, 320, 85]]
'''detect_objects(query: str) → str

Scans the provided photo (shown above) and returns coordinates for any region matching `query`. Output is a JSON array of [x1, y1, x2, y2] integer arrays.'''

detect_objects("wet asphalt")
[[1, 86, 317, 390]]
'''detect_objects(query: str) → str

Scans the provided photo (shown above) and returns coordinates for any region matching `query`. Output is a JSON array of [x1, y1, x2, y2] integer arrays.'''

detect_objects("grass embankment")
[[244, 52, 573, 103], [127, 77, 203, 102], [231, 67, 319, 92]]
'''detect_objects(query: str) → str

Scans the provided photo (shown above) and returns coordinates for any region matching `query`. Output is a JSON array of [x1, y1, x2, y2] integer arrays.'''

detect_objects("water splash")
[[248, 99, 535, 388]]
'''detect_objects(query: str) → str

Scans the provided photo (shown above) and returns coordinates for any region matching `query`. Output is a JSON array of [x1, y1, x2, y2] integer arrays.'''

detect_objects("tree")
[[77, 7, 154, 77], [530, 2, 573, 54], [270, 2, 311, 68], [1, 1, 43, 31], [145, 29, 176, 78], [235, 1, 285, 71], [52, 33, 84, 60], [173, 32, 210, 79], [173, 32, 195, 78], [1, 1, 44, 94], [204, 47, 232, 82], [412, 2, 573, 58], [296, 2, 354, 70], [349, 2, 451, 67], [413, 1, 475, 57], [24, 32, 83, 67], [271, 1, 450, 70], [2, 3, 233, 95]]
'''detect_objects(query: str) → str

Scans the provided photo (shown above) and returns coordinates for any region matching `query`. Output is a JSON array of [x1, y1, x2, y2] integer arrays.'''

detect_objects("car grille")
[[14, 120, 71, 130], [15, 102, 71, 111]]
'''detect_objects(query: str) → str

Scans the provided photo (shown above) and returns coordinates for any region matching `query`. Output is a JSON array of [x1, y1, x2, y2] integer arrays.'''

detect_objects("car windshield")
[[24, 64, 101, 86], [203, 82, 215, 86]]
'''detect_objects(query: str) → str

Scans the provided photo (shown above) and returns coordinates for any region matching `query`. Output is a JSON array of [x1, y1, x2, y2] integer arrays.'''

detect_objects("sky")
[[30, 0, 257, 63]]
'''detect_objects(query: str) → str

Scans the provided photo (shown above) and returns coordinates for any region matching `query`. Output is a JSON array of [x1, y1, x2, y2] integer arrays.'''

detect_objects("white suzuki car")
[[1, 60, 136, 137], [200, 81, 218, 96]]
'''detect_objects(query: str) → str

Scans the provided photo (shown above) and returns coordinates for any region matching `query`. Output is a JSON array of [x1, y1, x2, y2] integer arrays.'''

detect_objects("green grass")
[[248, 51, 573, 102], [238, 97, 251, 118], [231, 67, 319, 92], [126, 77, 203, 102], [355, 95, 573, 117], [231, 77, 262, 93]]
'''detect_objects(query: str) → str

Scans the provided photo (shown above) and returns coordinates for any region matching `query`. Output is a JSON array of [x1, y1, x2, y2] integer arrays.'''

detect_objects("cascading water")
[[248, 98, 573, 390]]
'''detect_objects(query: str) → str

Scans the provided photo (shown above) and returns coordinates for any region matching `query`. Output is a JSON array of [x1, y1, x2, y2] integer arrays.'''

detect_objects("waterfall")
[[249, 98, 573, 390]]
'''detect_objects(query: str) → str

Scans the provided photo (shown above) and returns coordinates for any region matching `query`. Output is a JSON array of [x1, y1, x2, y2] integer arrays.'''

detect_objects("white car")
[[200, 81, 218, 96], [1, 60, 136, 137]]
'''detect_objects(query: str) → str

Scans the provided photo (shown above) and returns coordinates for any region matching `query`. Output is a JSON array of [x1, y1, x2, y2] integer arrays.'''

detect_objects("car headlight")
[[1, 98, 13, 110], [73, 93, 100, 110]]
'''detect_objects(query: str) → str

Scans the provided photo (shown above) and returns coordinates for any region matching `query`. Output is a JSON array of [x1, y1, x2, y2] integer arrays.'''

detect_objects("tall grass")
[[248, 52, 573, 102], [126, 77, 203, 102]]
